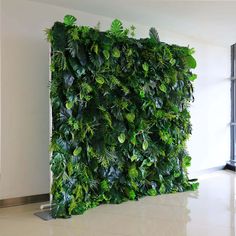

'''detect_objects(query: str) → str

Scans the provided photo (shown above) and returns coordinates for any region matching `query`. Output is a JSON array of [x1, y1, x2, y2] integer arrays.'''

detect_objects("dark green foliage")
[[149, 27, 160, 43], [47, 15, 199, 218]]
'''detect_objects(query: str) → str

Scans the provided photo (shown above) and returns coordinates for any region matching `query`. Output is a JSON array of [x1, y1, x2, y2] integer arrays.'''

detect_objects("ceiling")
[[30, 0, 236, 47]]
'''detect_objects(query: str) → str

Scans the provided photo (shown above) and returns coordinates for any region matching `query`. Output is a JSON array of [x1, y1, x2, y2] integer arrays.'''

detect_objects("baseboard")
[[0, 194, 50, 208], [189, 165, 225, 178], [0, 166, 226, 208]]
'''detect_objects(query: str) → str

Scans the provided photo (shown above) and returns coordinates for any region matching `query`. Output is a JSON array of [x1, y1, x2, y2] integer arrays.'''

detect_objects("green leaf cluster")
[[47, 15, 198, 218]]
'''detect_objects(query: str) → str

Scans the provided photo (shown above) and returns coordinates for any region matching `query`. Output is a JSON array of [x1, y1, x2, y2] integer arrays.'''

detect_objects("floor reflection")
[[0, 170, 235, 236], [229, 171, 235, 236]]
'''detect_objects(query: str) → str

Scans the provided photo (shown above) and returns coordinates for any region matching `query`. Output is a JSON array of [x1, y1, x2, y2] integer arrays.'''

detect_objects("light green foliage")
[[49, 15, 198, 218], [64, 15, 77, 26], [118, 133, 126, 143]]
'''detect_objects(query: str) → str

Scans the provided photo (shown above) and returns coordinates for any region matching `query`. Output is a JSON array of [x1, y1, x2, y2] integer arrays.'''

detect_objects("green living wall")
[[47, 15, 198, 218]]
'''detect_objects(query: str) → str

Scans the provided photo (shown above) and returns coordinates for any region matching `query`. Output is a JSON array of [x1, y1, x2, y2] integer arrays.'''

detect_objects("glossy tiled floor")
[[0, 170, 235, 236]]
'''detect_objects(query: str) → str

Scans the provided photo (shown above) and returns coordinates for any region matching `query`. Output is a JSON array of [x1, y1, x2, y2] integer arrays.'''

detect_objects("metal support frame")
[[35, 47, 54, 220], [225, 44, 236, 171]]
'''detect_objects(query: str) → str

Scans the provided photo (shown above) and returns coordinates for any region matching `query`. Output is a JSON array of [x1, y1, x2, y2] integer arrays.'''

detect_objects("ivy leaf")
[[96, 76, 105, 85], [64, 15, 77, 26], [142, 62, 149, 72], [159, 84, 167, 93], [142, 140, 149, 151], [159, 183, 166, 194], [183, 155, 191, 168], [66, 101, 73, 110], [118, 133, 126, 143], [125, 113, 135, 123], [103, 50, 110, 60], [112, 48, 121, 58], [149, 27, 160, 43], [131, 154, 138, 162], [73, 147, 82, 156], [139, 90, 145, 98]]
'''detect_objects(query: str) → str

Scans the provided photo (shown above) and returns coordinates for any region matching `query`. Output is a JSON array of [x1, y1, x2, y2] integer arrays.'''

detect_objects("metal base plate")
[[224, 161, 236, 172], [34, 210, 53, 221]]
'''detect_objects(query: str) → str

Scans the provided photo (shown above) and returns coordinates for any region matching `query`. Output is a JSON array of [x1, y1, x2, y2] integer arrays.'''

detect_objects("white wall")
[[0, 0, 230, 199]]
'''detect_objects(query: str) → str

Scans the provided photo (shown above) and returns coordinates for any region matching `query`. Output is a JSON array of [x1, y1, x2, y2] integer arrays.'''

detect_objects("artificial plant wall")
[[47, 15, 198, 218]]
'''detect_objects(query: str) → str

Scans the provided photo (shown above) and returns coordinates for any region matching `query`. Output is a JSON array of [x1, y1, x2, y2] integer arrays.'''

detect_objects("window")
[[227, 44, 236, 171]]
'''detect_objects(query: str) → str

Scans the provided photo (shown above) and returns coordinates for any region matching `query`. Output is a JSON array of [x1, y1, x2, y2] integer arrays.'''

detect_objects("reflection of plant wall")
[[47, 15, 198, 218]]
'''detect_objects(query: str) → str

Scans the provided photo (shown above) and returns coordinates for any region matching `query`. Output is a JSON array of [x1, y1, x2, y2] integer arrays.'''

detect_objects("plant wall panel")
[[47, 15, 198, 218]]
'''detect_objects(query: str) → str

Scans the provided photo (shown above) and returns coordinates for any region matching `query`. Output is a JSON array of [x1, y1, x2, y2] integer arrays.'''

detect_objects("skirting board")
[[0, 166, 226, 208], [0, 194, 50, 208]]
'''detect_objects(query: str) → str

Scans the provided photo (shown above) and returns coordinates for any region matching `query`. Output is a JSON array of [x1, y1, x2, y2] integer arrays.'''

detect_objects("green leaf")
[[159, 84, 167, 93], [128, 165, 139, 179], [189, 74, 197, 81], [191, 182, 199, 191], [51, 22, 67, 51], [149, 27, 160, 43], [130, 154, 138, 162], [67, 161, 73, 176], [92, 44, 99, 54], [130, 135, 137, 145], [139, 90, 145, 98], [112, 48, 121, 58], [64, 15, 77, 26], [118, 133, 126, 143], [103, 50, 110, 60], [142, 140, 149, 151], [68, 197, 77, 215], [147, 189, 157, 196], [130, 25, 136, 37], [170, 58, 176, 66], [128, 190, 136, 200], [185, 55, 197, 69], [73, 147, 82, 156], [142, 62, 149, 72], [125, 113, 135, 123], [101, 180, 109, 191], [73, 122, 79, 130], [183, 155, 191, 168], [159, 183, 166, 194], [66, 101, 73, 110], [110, 19, 124, 37], [96, 76, 105, 85]]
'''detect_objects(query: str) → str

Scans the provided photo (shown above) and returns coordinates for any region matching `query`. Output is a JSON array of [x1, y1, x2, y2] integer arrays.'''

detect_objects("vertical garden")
[[47, 15, 198, 218]]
